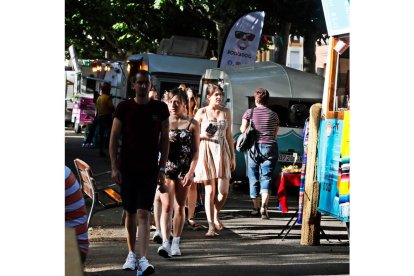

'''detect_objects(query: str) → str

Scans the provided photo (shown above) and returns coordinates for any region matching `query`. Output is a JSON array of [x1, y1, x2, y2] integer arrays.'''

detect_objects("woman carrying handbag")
[[240, 88, 280, 219]]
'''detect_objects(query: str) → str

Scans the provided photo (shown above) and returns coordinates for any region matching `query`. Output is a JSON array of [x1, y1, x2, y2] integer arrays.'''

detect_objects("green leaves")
[[112, 22, 128, 32]]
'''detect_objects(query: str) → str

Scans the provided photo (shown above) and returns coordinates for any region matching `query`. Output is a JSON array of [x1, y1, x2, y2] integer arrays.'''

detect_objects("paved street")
[[65, 128, 349, 276]]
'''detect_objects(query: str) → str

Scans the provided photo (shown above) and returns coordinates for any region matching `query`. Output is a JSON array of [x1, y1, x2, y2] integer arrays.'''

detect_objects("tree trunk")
[[303, 30, 317, 74], [215, 21, 225, 60], [214, 18, 233, 60], [275, 21, 291, 65]]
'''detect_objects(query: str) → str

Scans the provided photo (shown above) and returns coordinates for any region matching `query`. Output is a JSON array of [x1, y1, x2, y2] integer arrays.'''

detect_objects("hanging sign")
[[321, 0, 350, 36]]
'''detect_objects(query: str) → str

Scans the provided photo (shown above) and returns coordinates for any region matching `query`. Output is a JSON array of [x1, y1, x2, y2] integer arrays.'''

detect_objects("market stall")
[[300, 0, 350, 245]]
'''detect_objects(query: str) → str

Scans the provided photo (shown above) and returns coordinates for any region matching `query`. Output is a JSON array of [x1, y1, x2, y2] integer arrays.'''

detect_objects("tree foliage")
[[65, 0, 327, 65]]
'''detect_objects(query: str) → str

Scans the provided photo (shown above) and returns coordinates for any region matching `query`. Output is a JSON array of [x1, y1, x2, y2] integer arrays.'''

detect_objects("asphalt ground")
[[65, 128, 349, 276]]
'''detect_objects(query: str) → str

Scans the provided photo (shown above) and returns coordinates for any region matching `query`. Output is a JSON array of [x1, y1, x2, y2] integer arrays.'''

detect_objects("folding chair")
[[73, 158, 124, 226]]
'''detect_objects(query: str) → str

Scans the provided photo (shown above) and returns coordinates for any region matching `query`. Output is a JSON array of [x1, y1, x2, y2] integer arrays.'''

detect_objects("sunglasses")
[[235, 31, 255, 41]]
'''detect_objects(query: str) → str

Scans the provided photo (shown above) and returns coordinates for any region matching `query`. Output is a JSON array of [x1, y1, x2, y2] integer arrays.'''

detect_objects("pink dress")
[[194, 109, 231, 182]]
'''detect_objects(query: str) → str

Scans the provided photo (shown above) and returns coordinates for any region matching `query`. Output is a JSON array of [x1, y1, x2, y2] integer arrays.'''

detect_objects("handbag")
[[236, 108, 255, 152]]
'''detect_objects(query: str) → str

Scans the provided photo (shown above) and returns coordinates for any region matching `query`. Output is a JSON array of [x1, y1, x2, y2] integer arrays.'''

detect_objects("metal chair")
[[73, 158, 124, 226]]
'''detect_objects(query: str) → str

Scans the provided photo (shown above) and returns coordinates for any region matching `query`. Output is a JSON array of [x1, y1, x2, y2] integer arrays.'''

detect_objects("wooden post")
[[65, 227, 84, 276], [300, 103, 322, 245]]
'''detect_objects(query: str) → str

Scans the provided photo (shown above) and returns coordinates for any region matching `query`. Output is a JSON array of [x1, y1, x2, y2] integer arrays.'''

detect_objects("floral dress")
[[165, 120, 193, 180]]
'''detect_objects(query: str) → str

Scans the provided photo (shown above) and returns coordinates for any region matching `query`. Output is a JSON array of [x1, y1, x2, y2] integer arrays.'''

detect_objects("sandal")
[[214, 221, 224, 231], [186, 219, 203, 231], [205, 229, 219, 238]]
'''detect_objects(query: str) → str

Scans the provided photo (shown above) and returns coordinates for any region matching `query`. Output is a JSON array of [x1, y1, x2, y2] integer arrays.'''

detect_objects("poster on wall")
[[317, 116, 349, 222]]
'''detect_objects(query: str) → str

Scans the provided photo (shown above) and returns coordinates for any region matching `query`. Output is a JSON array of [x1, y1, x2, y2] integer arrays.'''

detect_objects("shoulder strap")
[[186, 119, 192, 130], [204, 108, 209, 120], [250, 107, 254, 120]]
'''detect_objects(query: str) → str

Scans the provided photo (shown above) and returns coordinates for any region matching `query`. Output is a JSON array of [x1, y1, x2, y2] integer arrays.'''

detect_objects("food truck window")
[[265, 99, 317, 128], [287, 103, 309, 127]]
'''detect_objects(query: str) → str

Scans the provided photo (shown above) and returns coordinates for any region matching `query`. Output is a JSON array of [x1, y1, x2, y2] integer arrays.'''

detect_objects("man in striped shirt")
[[65, 166, 89, 263], [240, 88, 280, 219]]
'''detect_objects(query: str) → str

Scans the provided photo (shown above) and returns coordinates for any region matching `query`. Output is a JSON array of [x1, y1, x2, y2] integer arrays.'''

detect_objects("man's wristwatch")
[[159, 167, 166, 174]]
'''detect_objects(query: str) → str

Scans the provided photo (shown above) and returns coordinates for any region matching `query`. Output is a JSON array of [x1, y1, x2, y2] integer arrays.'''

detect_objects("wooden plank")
[[300, 103, 322, 245], [65, 227, 84, 276]]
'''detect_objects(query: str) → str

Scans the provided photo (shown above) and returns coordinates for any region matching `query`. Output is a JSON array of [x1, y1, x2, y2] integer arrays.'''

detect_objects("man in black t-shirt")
[[109, 70, 170, 275]]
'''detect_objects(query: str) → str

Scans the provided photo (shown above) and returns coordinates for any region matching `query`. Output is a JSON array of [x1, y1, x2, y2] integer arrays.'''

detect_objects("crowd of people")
[[70, 70, 280, 275]]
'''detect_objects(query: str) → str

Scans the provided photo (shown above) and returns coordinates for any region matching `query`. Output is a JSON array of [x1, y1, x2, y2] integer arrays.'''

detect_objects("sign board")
[[317, 115, 350, 222], [321, 0, 350, 36]]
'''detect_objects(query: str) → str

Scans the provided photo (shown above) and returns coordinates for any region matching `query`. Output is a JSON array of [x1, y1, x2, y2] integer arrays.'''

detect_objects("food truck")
[[126, 52, 218, 99], [198, 61, 324, 183], [127, 36, 218, 98], [67, 45, 130, 133]]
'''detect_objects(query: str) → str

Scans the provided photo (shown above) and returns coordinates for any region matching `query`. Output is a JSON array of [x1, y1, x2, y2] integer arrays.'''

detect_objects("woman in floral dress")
[[156, 88, 200, 258]]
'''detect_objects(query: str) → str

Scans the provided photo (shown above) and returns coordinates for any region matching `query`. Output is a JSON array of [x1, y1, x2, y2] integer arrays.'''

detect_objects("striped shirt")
[[65, 166, 89, 255], [242, 106, 279, 144]]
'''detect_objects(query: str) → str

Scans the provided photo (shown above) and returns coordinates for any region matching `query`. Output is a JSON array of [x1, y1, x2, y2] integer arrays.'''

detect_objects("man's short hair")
[[135, 70, 151, 82], [101, 82, 111, 94]]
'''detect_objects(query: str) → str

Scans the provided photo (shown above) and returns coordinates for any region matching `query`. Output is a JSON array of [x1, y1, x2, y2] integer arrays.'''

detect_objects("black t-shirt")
[[114, 99, 169, 174]]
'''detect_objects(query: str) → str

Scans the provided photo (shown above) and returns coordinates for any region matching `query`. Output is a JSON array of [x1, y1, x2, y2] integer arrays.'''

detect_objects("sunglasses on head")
[[235, 31, 255, 41]]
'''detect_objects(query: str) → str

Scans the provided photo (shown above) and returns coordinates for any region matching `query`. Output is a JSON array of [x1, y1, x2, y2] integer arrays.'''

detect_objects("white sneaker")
[[138, 256, 154, 275], [152, 230, 162, 244], [171, 241, 181, 256], [122, 252, 137, 270], [157, 242, 172, 258]]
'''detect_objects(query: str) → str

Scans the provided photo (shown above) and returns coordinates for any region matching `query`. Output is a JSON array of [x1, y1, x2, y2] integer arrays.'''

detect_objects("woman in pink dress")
[[194, 84, 236, 237]]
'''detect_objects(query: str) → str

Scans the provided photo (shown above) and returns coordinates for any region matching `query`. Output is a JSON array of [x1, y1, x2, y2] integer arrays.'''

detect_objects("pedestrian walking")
[[96, 82, 114, 157], [184, 88, 203, 230], [194, 84, 236, 237], [156, 88, 200, 258], [240, 88, 280, 219], [109, 70, 170, 275]]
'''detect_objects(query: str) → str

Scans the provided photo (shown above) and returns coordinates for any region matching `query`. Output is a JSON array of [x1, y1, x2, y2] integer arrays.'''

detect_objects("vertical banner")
[[219, 11, 265, 68], [317, 117, 349, 222], [297, 118, 310, 225]]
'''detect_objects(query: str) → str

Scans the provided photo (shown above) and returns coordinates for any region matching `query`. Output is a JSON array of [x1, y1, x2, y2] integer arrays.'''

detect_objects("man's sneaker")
[[138, 256, 154, 275], [122, 252, 137, 270], [171, 242, 181, 256], [152, 230, 162, 244], [157, 242, 172, 258]]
